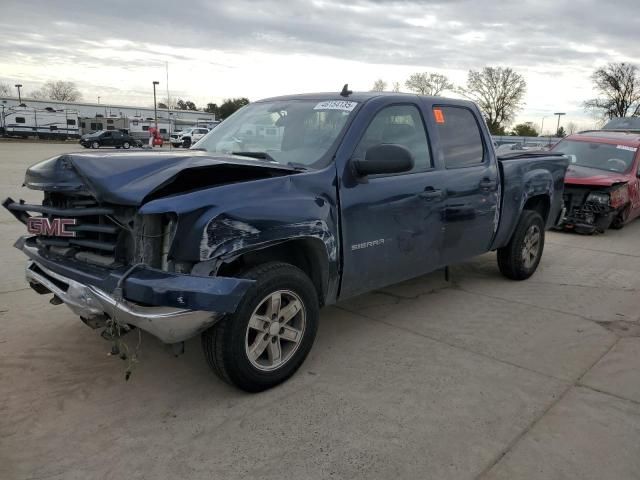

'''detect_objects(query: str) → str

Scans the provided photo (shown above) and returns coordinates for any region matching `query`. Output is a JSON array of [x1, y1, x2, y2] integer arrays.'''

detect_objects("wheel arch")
[[217, 237, 332, 307]]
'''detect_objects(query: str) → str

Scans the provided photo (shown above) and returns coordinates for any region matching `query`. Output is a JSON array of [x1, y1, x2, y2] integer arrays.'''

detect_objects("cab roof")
[[257, 91, 476, 108], [568, 130, 640, 148]]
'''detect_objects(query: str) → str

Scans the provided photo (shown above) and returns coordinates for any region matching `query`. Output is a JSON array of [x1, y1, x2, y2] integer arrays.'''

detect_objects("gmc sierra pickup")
[[4, 90, 569, 392]]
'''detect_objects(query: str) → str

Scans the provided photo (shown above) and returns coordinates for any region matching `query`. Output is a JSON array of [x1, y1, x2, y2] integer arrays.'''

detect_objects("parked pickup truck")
[[3, 91, 569, 392]]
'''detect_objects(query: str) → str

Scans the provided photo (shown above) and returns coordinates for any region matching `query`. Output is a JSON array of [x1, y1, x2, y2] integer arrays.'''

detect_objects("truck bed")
[[492, 152, 569, 250]]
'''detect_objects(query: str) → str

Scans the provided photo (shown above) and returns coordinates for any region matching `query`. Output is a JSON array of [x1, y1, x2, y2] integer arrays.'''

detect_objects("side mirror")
[[353, 144, 414, 176]]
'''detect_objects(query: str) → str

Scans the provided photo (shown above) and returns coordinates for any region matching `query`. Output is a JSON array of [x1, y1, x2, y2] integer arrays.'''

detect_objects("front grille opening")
[[29, 263, 69, 292], [36, 192, 136, 268]]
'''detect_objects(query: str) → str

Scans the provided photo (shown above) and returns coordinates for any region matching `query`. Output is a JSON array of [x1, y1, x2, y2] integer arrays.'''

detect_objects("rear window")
[[553, 139, 636, 173], [434, 106, 484, 168]]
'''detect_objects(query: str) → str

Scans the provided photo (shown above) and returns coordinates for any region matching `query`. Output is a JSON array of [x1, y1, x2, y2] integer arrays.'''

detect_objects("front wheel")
[[497, 210, 545, 280], [91, 141, 100, 149], [202, 262, 319, 392]]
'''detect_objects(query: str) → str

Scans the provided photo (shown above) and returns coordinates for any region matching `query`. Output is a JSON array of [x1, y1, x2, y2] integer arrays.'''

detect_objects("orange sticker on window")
[[433, 108, 445, 124]]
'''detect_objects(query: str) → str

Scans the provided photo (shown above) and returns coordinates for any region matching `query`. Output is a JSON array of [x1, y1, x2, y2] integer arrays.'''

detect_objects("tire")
[[202, 262, 319, 392], [123, 141, 131, 149], [497, 210, 545, 280], [182, 138, 191, 148], [610, 206, 630, 230], [91, 141, 100, 149]]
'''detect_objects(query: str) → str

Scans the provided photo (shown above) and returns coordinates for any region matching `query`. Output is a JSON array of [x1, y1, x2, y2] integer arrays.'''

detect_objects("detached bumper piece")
[[17, 236, 254, 343]]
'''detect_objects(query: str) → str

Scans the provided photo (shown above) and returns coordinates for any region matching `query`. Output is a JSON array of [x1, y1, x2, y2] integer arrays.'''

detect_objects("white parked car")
[[170, 127, 210, 148]]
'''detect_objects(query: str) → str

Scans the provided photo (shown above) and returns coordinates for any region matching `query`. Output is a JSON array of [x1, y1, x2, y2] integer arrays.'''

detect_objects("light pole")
[[540, 116, 548, 136], [554, 112, 566, 137], [97, 96, 100, 104], [15, 84, 22, 104], [152, 81, 159, 132]]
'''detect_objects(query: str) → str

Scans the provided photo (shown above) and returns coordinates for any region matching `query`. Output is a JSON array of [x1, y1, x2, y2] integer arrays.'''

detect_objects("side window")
[[16, 117, 26, 123], [355, 104, 432, 173], [434, 106, 485, 168], [142, 125, 149, 131], [67, 119, 76, 126]]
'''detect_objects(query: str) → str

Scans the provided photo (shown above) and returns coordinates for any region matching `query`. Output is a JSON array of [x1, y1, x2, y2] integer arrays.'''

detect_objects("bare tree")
[[405, 72, 453, 96], [0, 81, 11, 97], [584, 63, 640, 119], [566, 121, 578, 135], [371, 79, 387, 92], [392, 82, 401, 93], [32, 80, 82, 102], [459, 67, 526, 135]]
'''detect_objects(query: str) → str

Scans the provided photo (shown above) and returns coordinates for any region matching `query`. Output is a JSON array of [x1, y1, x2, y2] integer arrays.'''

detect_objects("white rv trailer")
[[1, 106, 80, 139]]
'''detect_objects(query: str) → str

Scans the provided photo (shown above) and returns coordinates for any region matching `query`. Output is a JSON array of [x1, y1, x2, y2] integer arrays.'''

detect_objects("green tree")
[[511, 123, 538, 136], [176, 99, 198, 111], [219, 98, 250, 119], [556, 126, 566, 137], [459, 67, 526, 135]]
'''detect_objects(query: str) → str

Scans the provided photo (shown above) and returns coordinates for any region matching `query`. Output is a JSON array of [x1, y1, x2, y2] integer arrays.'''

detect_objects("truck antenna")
[[340, 84, 353, 97]]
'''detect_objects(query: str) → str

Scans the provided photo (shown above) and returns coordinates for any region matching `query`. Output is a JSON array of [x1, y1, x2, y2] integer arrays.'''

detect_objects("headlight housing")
[[586, 192, 609, 205], [610, 184, 630, 208]]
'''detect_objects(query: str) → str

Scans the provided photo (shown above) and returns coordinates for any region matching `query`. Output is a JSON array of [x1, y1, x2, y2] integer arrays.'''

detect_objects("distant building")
[[0, 96, 215, 124], [0, 96, 216, 140]]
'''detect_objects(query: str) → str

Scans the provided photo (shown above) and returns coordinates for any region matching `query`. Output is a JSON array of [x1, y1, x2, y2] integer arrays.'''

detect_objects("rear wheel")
[[182, 137, 192, 148], [202, 262, 319, 392], [91, 141, 99, 149], [497, 210, 545, 280], [123, 141, 131, 149]]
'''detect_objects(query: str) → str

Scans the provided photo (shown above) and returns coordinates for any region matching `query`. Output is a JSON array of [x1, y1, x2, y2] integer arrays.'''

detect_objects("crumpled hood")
[[564, 164, 630, 187], [24, 150, 299, 205]]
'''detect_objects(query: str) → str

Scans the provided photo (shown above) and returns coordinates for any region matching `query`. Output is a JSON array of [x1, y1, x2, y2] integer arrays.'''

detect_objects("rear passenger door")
[[430, 105, 499, 264]]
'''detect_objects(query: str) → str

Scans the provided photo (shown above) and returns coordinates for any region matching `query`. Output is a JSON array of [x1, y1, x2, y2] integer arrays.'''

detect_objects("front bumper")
[[16, 236, 254, 343]]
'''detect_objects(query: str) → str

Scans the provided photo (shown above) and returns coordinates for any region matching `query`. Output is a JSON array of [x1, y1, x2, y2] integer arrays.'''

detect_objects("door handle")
[[479, 178, 495, 190], [419, 188, 442, 200]]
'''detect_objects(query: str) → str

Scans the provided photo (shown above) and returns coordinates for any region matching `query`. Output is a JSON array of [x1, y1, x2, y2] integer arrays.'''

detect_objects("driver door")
[[338, 102, 446, 298]]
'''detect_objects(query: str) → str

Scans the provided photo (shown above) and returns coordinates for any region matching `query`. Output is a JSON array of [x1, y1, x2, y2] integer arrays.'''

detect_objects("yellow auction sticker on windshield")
[[314, 101, 358, 112]]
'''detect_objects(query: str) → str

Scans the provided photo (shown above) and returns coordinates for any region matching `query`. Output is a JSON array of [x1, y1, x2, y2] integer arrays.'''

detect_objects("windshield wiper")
[[286, 162, 309, 171], [231, 151, 278, 163]]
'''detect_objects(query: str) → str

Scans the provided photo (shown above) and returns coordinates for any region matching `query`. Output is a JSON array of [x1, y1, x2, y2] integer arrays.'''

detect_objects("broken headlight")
[[610, 184, 630, 208], [586, 192, 609, 205]]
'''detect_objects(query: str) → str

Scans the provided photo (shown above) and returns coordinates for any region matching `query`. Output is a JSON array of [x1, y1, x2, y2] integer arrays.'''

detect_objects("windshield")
[[553, 139, 636, 173], [194, 99, 358, 169]]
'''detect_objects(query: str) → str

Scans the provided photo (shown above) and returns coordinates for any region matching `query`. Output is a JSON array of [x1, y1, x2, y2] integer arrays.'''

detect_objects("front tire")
[[497, 210, 545, 280], [202, 262, 319, 392], [91, 141, 100, 149]]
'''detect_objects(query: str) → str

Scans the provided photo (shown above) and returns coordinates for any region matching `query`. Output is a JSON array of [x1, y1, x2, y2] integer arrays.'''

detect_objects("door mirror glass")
[[353, 144, 414, 176]]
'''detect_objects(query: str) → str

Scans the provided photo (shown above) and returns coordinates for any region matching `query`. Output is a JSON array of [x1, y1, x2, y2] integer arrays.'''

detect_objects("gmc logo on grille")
[[27, 217, 77, 237]]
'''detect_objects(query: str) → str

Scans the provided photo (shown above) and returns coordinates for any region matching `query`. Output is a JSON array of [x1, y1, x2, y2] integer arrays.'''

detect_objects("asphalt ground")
[[1, 142, 639, 480]]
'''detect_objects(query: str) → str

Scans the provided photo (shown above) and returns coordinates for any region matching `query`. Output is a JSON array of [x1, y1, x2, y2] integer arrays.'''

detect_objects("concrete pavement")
[[1, 142, 638, 479]]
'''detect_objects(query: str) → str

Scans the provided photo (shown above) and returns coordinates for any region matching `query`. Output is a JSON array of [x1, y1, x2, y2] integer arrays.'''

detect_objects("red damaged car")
[[552, 131, 640, 233]]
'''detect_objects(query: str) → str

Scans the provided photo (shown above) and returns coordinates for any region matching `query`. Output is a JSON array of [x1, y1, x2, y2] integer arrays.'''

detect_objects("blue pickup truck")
[[4, 90, 568, 391]]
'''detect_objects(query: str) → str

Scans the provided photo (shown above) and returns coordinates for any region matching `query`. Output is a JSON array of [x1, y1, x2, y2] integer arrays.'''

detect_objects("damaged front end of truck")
[[3, 150, 338, 350]]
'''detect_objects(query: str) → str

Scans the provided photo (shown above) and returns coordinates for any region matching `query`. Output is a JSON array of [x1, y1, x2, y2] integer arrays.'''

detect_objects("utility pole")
[[15, 84, 22, 104], [152, 81, 159, 131], [554, 112, 566, 137], [97, 96, 100, 104], [540, 116, 547, 136]]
